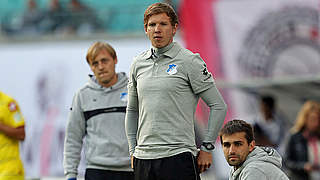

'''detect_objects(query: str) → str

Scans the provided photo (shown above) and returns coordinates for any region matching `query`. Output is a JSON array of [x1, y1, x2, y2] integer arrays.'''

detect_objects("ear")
[[249, 140, 255, 152], [144, 26, 148, 34], [114, 58, 118, 65], [87, 59, 93, 68], [172, 23, 178, 35]]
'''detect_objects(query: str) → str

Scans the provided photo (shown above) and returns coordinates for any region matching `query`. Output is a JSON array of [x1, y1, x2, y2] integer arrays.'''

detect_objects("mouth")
[[98, 72, 108, 76], [154, 36, 162, 40], [228, 155, 239, 161]]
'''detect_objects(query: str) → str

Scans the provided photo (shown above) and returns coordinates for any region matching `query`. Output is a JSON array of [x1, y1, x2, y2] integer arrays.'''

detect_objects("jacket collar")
[[141, 42, 180, 60]]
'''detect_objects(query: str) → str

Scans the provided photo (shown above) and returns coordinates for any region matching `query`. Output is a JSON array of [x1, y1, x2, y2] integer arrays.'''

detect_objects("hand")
[[197, 150, 213, 173], [304, 163, 313, 172], [131, 156, 134, 169]]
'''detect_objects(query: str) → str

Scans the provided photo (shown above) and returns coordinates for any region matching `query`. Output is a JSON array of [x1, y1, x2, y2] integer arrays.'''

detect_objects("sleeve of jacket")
[[283, 134, 306, 171], [63, 91, 86, 179], [198, 85, 227, 151], [125, 60, 139, 155]]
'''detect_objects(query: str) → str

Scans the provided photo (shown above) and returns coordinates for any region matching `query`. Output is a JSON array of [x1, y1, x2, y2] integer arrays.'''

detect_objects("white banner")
[[216, 0, 320, 119]]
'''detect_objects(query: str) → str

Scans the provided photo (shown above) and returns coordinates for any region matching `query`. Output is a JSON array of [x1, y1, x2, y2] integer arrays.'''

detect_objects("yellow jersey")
[[0, 91, 25, 180]]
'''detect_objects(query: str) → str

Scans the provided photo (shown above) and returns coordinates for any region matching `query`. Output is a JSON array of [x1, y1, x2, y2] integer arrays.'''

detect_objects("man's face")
[[221, 132, 255, 169], [260, 102, 272, 120], [145, 13, 178, 48], [89, 49, 117, 87]]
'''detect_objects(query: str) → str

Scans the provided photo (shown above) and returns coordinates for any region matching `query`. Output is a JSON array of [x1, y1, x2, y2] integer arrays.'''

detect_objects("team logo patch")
[[8, 102, 17, 112], [262, 147, 275, 156], [202, 64, 212, 81], [167, 64, 178, 75], [120, 92, 128, 102], [202, 67, 209, 76]]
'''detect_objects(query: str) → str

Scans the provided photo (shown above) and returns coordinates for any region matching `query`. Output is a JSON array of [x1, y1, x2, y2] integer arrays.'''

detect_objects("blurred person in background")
[[63, 42, 133, 180], [20, 0, 43, 34], [284, 100, 320, 180], [0, 91, 25, 180], [252, 95, 289, 154], [125, 2, 227, 180], [67, 0, 100, 35], [219, 119, 289, 180], [2, 0, 43, 36], [38, 0, 70, 34]]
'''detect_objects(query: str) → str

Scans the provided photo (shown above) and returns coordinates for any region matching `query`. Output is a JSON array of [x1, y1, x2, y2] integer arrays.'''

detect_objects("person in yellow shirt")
[[0, 91, 25, 180]]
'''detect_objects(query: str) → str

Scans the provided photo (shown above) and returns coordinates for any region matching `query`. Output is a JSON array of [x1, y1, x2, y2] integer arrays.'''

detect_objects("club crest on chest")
[[120, 92, 128, 102], [167, 64, 178, 75]]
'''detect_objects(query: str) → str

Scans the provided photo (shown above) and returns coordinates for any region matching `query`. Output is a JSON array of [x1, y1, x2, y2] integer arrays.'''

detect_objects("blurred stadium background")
[[0, 0, 320, 179]]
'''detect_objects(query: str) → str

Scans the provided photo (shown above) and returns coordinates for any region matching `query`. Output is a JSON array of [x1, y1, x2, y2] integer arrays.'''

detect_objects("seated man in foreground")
[[219, 119, 289, 180]]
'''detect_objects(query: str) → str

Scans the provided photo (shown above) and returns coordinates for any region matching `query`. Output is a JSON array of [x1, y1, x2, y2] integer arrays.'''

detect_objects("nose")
[[155, 24, 161, 33], [229, 144, 236, 154], [97, 61, 104, 70]]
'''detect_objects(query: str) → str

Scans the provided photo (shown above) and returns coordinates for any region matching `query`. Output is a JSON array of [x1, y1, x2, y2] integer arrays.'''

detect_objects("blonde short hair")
[[86, 42, 117, 64]]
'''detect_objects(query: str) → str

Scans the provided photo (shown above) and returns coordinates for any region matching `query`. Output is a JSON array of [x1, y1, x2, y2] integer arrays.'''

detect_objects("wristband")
[[201, 142, 215, 151]]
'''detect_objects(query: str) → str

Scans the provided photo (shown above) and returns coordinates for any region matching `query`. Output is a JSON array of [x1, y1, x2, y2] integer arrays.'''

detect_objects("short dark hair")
[[144, 2, 178, 29], [219, 119, 254, 144]]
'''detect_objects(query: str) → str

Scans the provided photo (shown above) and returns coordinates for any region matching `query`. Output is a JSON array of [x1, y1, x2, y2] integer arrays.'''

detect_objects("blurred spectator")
[[252, 95, 288, 153], [284, 100, 320, 180], [1, 0, 43, 36], [38, 0, 70, 34], [21, 0, 43, 33], [67, 0, 100, 35]]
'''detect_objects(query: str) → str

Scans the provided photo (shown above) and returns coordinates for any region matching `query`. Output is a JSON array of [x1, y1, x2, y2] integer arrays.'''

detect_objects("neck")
[[153, 42, 174, 55], [303, 130, 319, 139], [234, 163, 243, 171], [102, 74, 118, 88]]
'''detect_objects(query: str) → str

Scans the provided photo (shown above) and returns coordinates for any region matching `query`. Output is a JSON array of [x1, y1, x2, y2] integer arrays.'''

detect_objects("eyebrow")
[[223, 140, 244, 144]]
